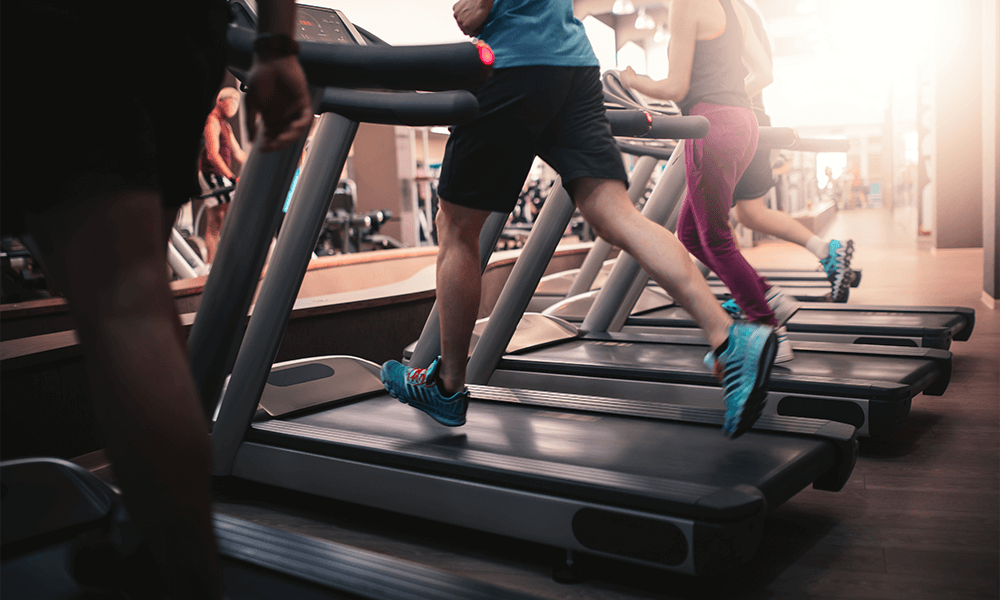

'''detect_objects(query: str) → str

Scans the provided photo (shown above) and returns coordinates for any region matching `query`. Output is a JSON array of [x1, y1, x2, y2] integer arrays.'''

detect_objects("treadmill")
[[533, 260, 847, 309], [189, 3, 859, 578], [527, 75, 973, 349], [543, 291, 975, 350], [528, 72, 859, 307], [528, 117, 974, 352], [401, 120, 953, 437], [0, 458, 540, 600]]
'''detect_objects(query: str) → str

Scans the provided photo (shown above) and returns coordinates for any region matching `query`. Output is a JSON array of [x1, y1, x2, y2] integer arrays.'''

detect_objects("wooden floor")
[[213, 206, 999, 600]]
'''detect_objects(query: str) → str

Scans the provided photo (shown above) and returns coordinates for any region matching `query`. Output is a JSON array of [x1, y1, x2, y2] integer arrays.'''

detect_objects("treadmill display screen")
[[296, 7, 354, 44]]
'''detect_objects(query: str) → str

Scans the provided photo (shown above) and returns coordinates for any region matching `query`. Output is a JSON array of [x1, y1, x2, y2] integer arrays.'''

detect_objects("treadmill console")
[[229, 1, 366, 46]]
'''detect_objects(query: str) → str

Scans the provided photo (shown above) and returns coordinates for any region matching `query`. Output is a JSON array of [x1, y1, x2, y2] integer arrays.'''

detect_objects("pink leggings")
[[677, 102, 775, 325]]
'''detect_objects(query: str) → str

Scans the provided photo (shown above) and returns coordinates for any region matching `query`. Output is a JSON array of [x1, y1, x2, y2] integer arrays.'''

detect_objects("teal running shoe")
[[704, 322, 778, 439], [820, 239, 854, 302], [381, 357, 468, 427], [721, 298, 744, 319]]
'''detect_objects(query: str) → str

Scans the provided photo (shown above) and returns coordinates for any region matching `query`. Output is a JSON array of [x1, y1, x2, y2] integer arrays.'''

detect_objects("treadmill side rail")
[[214, 513, 544, 600]]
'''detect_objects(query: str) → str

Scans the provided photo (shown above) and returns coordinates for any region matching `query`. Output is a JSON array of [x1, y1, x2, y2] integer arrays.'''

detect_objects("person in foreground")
[[1, 0, 313, 597], [381, 0, 777, 440]]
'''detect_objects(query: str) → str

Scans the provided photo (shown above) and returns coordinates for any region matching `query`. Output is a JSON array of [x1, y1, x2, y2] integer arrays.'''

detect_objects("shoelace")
[[405, 366, 432, 385]]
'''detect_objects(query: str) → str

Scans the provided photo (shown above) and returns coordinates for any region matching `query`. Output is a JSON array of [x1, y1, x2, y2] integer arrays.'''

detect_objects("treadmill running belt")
[[504, 338, 946, 400], [249, 392, 836, 520]]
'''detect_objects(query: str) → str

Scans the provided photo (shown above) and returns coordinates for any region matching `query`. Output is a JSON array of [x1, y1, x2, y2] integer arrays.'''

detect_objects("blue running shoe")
[[721, 298, 744, 319], [820, 239, 854, 303], [704, 322, 778, 439], [381, 357, 468, 427]]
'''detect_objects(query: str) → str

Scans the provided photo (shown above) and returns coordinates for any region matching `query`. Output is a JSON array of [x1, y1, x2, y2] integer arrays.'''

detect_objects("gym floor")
[[214, 204, 999, 599]]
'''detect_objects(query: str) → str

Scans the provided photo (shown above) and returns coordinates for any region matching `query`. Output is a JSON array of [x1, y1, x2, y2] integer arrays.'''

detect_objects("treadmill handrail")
[[757, 127, 798, 149], [643, 115, 711, 140], [605, 109, 653, 137], [226, 24, 491, 92], [787, 137, 851, 153], [320, 88, 479, 126], [618, 140, 677, 161]]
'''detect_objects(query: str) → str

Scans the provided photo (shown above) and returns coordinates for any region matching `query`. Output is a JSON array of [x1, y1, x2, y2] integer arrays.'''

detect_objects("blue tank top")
[[479, 0, 598, 69]]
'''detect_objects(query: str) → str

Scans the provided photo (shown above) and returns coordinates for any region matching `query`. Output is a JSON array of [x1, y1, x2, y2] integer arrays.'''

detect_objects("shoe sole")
[[382, 380, 466, 427], [726, 331, 778, 439]]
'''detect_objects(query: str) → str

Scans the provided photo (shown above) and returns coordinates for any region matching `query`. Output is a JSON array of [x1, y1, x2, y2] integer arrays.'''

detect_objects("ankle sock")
[[805, 236, 828, 259]]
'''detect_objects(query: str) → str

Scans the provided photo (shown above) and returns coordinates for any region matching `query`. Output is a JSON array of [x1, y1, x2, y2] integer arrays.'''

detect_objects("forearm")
[[206, 153, 235, 179], [453, 0, 494, 37], [629, 74, 688, 102], [230, 133, 248, 165]]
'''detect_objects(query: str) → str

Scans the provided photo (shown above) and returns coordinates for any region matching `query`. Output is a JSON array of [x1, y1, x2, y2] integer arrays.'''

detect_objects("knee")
[[733, 201, 763, 228], [435, 201, 488, 249], [574, 185, 635, 248], [731, 202, 745, 225], [435, 205, 467, 245], [585, 217, 616, 246], [579, 205, 633, 250]]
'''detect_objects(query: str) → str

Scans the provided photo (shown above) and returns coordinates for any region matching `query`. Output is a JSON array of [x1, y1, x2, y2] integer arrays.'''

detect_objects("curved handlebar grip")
[[757, 127, 799, 149], [227, 25, 491, 92], [606, 110, 653, 137], [617, 141, 677, 161], [643, 115, 710, 140], [789, 138, 851, 153], [321, 89, 479, 126]]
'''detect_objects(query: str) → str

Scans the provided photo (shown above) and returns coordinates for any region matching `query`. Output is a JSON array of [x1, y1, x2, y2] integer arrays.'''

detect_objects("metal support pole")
[[466, 180, 576, 384], [211, 112, 358, 475], [580, 143, 688, 334], [188, 88, 322, 419]]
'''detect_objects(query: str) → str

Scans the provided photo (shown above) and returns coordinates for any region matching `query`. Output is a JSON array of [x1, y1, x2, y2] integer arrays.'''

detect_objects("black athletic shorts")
[[1, 1, 230, 235], [437, 66, 628, 214], [732, 109, 775, 204]]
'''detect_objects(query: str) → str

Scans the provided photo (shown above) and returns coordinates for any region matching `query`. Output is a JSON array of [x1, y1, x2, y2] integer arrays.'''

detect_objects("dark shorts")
[[437, 66, 628, 214], [732, 109, 774, 204], [1, 1, 230, 235]]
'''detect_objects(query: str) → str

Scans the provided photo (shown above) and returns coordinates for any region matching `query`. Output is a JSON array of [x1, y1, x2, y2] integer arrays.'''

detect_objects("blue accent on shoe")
[[820, 239, 854, 303], [381, 357, 468, 427], [704, 322, 778, 439], [721, 298, 744, 319]]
